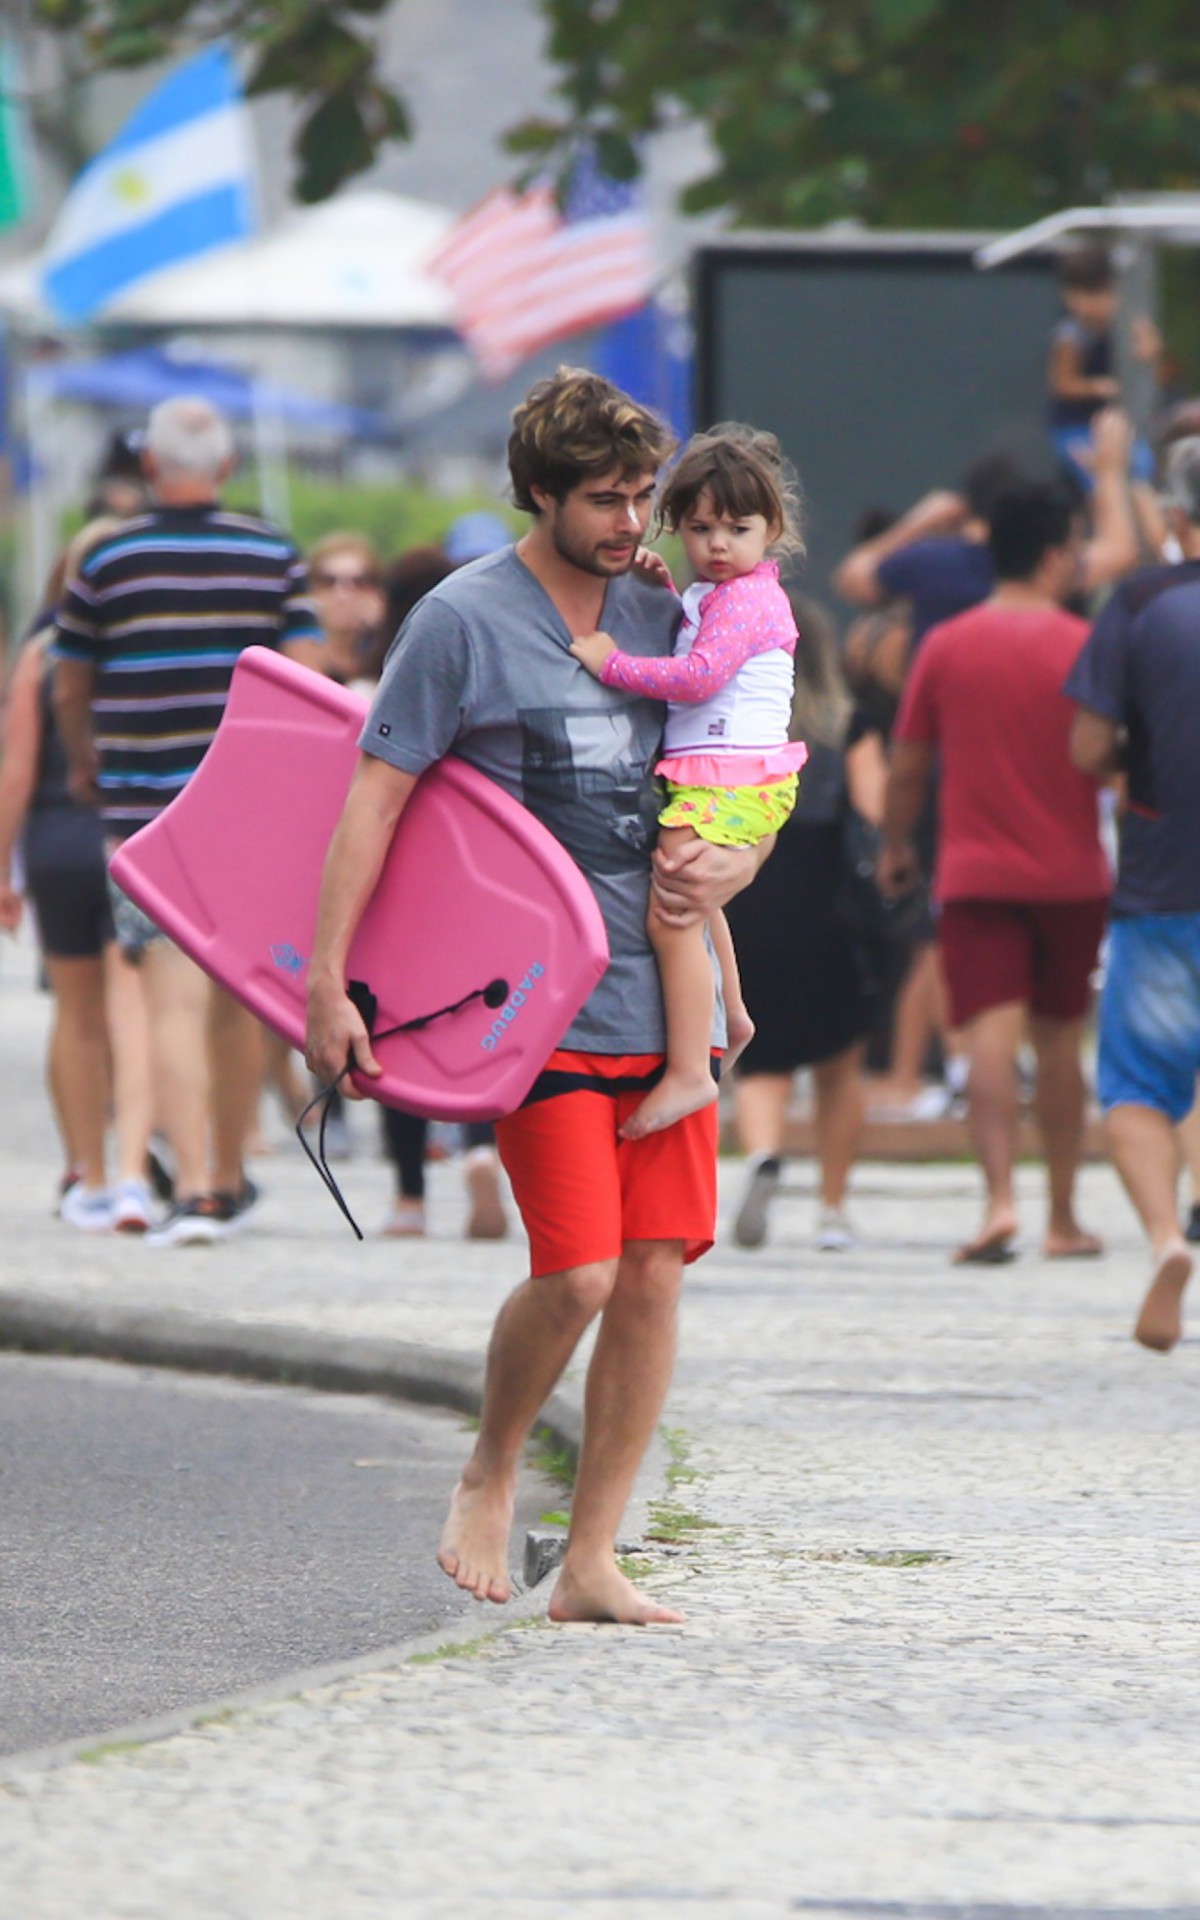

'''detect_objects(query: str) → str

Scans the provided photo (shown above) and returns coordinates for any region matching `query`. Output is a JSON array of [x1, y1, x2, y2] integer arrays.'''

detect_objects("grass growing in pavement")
[[78, 1739, 145, 1764], [529, 1426, 576, 1491], [646, 1425, 722, 1546], [408, 1618, 547, 1667], [408, 1637, 497, 1666], [801, 1546, 953, 1568]]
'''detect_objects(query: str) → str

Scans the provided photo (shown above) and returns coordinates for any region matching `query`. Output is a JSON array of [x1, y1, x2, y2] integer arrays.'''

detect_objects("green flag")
[[0, 39, 30, 232]]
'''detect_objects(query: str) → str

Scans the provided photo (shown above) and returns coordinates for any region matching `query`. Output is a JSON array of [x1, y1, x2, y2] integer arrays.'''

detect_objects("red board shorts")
[[494, 1049, 719, 1278], [937, 896, 1108, 1029]]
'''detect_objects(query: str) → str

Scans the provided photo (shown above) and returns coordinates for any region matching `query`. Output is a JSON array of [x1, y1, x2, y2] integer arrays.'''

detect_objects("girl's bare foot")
[[1134, 1242, 1193, 1353], [549, 1557, 684, 1625], [436, 1473, 515, 1603], [620, 1070, 718, 1141]]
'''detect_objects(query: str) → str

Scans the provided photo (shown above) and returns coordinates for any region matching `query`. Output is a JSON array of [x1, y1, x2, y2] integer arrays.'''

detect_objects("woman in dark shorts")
[[0, 528, 154, 1231], [0, 626, 116, 1224], [726, 598, 877, 1252]]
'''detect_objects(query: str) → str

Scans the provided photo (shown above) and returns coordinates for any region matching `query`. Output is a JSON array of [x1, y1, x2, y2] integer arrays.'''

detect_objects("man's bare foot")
[[722, 1006, 755, 1079], [952, 1208, 1019, 1265], [620, 1069, 718, 1141], [548, 1558, 684, 1625], [436, 1473, 515, 1603], [1044, 1223, 1104, 1259], [1134, 1242, 1193, 1353]]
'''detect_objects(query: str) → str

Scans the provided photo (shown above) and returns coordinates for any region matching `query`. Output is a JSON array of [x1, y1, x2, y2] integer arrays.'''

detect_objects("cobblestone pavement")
[[2, 933, 1199, 1918]]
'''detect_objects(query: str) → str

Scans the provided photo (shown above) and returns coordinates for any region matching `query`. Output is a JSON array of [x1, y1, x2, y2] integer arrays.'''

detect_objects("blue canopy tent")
[[25, 345, 388, 440], [18, 346, 391, 600]]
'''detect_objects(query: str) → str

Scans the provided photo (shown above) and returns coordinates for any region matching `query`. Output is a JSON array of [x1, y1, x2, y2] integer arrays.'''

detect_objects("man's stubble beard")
[[550, 514, 640, 580]]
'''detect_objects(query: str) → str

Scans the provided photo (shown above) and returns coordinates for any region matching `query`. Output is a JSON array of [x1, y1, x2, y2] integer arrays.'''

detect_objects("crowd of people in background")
[[0, 398, 514, 1248], [6, 240, 1200, 1359]]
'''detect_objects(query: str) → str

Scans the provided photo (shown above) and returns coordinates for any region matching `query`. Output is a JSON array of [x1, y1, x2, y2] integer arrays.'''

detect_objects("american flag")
[[428, 151, 653, 382]]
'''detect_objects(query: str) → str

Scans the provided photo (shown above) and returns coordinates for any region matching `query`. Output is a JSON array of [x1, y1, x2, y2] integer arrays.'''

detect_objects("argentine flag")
[[42, 45, 256, 324]]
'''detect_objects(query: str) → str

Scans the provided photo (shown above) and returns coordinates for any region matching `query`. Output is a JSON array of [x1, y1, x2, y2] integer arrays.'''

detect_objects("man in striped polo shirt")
[[54, 396, 322, 1246]]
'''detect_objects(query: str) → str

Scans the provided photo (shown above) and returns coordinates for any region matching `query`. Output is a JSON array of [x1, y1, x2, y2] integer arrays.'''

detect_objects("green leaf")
[[248, 16, 371, 96], [505, 116, 567, 157], [593, 128, 640, 180], [33, 0, 90, 25], [294, 87, 374, 202], [89, 27, 173, 64]]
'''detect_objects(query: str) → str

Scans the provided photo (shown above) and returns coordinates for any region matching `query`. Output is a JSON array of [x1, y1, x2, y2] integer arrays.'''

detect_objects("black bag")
[[834, 808, 930, 985]]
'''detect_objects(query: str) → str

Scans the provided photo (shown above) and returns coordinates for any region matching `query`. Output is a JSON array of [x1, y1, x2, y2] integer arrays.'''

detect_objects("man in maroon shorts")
[[878, 481, 1111, 1264], [306, 370, 766, 1623]]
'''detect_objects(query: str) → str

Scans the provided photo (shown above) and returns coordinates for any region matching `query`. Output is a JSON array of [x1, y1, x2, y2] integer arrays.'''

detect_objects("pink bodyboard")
[[109, 647, 609, 1121]]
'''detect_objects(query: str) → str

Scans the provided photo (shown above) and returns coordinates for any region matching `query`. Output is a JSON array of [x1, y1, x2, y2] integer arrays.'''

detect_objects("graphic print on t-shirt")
[[519, 705, 660, 876]]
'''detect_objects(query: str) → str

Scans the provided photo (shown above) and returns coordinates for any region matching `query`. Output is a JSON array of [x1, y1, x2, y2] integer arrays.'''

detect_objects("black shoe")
[[211, 1177, 262, 1234], [146, 1195, 229, 1248], [145, 1138, 176, 1204], [1185, 1203, 1200, 1245], [732, 1155, 782, 1249]]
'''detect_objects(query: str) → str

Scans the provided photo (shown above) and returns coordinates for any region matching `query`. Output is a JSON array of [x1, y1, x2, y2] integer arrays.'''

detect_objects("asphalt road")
[[0, 1351, 552, 1758]]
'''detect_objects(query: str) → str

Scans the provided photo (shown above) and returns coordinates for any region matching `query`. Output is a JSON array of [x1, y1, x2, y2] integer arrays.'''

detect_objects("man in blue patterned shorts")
[[1067, 436, 1200, 1351]]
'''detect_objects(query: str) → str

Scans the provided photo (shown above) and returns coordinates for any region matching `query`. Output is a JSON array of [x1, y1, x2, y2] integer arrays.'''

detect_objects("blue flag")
[[42, 45, 257, 324]]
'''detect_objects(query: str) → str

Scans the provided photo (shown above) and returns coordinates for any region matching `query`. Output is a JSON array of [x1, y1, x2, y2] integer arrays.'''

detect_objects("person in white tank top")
[[572, 424, 807, 1138]]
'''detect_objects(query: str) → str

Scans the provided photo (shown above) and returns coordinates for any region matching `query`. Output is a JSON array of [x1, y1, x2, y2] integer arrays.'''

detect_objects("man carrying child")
[[305, 369, 767, 1623]]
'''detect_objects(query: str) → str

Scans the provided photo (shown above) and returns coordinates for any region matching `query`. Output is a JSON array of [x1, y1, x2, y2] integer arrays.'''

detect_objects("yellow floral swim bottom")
[[657, 772, 800, 847]]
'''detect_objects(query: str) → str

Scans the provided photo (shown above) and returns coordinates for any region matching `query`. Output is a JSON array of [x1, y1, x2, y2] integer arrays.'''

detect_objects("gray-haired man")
[[54, 397, 322, 1243]]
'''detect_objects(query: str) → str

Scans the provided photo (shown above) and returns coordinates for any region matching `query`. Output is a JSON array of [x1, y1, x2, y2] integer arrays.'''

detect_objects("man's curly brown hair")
[[508, 367, 675, 515]]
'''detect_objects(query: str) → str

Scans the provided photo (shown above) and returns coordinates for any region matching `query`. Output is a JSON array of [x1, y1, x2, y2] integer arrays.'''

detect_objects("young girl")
[[570, 422, 807, 1139]]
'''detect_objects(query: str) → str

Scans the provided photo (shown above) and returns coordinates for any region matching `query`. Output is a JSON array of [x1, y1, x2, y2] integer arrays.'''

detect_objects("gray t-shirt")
[[361, 546, 724, 1054]]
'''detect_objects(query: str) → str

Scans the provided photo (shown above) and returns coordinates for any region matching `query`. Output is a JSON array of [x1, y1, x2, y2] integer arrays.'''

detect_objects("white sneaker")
[[111, 1176, 157, 1234], [59, 1184, 114, 1233], [381, 1200, 426, 1238], [903, 1084, 954, 1121], [816, 1207, 856, 1252]]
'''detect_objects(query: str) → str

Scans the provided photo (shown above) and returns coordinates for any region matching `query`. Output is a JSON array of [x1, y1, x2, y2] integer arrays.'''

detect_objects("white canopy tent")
[[0, 190, 468, 617], [0, 188, 459, 330]]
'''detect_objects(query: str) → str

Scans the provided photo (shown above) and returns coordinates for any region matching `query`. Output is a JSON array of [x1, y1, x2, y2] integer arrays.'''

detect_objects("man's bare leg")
[[812, 1042, 866, 1212], [438, 1259, 616, 1603], [140, 940, 211, 1199], [954, 1000, 1024, 1263], [104, 942, 154, 1185], [1029, 1015, 1103, 1257], [878, 939, 938, 1107], [1107, 1101, 1193, 1352], [551, 1239, 686, 1626], [733, 1071, 791, 1158], [1174, 1095, 1200, 1218], [209, 984, 265, 1195]]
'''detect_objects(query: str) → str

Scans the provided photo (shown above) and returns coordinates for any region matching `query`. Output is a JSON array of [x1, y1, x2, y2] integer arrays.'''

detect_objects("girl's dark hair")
[[659, 423, 805, 557]]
